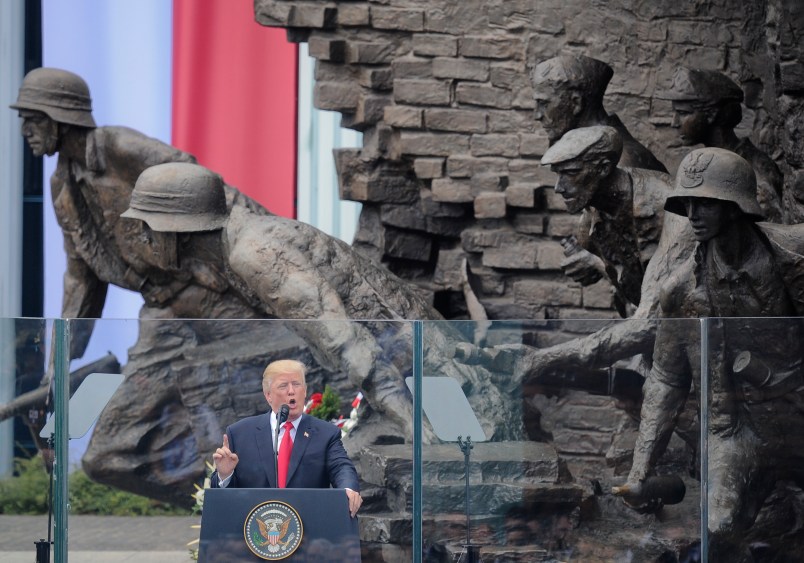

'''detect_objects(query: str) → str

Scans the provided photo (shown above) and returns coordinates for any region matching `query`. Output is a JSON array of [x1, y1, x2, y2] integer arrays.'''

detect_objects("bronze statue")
[[82, 163, 513, 501], [615, 147, 804, 560], [659, 67, 785, 223], [541, 125, 672, 315], [530, 53, 667, 172], [9, 67, 267, 360]]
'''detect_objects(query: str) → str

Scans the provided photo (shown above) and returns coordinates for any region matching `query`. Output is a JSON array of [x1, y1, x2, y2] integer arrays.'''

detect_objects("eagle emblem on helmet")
[[679, 152, 715, 189]]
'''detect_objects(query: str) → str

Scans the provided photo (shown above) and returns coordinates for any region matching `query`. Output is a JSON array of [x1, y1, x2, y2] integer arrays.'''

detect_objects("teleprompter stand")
[[406, 376, 487, 563], [36, 372, 124, 563]]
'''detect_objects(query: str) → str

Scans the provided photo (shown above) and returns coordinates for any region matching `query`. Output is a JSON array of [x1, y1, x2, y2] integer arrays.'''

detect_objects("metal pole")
[[413, 320, 422, 563], [700, 318, 709, 563], [53, 319, 70, 563]]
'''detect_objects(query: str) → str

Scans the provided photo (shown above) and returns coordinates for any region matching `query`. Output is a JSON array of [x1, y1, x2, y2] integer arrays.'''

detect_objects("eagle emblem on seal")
[[244, 500, 303, 560]]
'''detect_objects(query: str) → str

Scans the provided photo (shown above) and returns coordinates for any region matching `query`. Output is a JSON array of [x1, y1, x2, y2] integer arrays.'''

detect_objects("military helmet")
[[10, 67, 96, 128], [665, 147, 763, 220], [122, 163, 228, 233]]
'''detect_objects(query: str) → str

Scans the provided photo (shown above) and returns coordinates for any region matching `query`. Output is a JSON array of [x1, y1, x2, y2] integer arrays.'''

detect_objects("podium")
[[199, 488, 361, 562]]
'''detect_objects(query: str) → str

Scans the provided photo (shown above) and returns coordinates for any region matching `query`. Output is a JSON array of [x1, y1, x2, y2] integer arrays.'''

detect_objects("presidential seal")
[[244, 500, 304, 560]]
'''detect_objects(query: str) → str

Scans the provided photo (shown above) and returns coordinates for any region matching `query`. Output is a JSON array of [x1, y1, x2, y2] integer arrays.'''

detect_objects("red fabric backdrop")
[[172, 0, 298, 218]]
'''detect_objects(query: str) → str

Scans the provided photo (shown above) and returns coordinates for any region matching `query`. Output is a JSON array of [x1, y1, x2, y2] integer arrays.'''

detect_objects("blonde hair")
[[262, 359, 307, 394]]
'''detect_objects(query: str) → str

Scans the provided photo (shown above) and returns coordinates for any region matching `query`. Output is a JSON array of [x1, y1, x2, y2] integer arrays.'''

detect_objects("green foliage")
[[0, 456, 50, 514], [68, 471, 190, 516], [310, 385, 341, 421], [0, 455, 190, 516]]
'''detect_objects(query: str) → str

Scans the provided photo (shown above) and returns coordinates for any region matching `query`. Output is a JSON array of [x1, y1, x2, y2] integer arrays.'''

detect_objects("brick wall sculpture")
[[254, 0, 804, 325]]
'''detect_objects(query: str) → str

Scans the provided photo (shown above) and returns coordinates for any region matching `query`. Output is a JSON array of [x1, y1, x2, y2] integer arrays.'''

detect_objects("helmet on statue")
[[123, 162, 228, 233], [665, 147, 762, 220], [10, 67, 96, 128]]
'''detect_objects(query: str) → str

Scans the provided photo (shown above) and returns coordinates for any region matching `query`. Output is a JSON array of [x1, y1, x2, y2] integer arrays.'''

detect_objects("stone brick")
[[487, 109, 536, 134], [380, 203, 427, 231], [474, 192, 507, 218], [461, 228, 508, 251], [470, 134, 520, 157], [431, 178, 474, 203], [384, 105, 423, 128], [446, 155, 508, 178], [470, 174, 504, 195], [544, 187, 569, 211], [371, 7, 424, 31], [508, 159, 556, 185], [513, 280, 582, 307], [425, 108, 487, 133], [545, 214, 578, 237], [668, 20, 735, 47], [314, 60, 358, 82], [780, 61, 804, 94], [391, 57, 433, 79], [255, 1, 291, 25], [426, 216, 470, 238], [456, 83, 513, 108], [338, 4, 370, 26], [505, 184, 537, 208], [433, 248, 466, 288], [582, 280, 616, 309], [393, 132, 470, 157], [296, 5, 337, 28], [348, 41, 397, 64], [413, 34, 459, 57], [353, 94, 392, 128], [665, 44, 726, 72], [308, 36, 346, 62], [384, 229, 433, 261], [483, 242, 540, 269], [394, 79, 451, 106], [512, 213, 545, 234], [512, 89, 536, 112], [536, 241, 566, 270], [489, 61, 528, 89], [460, 36, 524, 60], [488, 3, 566, 34], [314, 81, 360, 112], [421, 188, 468, 218], [413, 158, 445, 179], [359, 67, 393, 90], [519, 133, 550, 157], [552, 427, 612, 456], [432, 58, 490, 81]]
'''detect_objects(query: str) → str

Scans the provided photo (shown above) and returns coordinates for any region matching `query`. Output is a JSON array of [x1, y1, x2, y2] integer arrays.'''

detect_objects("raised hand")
[[212, 434, 239, 480]]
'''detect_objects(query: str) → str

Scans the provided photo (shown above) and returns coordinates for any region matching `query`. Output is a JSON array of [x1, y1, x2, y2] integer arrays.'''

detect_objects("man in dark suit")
[[212, 359, 362, 517]]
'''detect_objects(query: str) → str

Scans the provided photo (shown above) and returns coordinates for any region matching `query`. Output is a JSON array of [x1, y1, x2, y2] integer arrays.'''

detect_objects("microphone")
[[278, 404, 290, 425], [273, 404, 290, 487]]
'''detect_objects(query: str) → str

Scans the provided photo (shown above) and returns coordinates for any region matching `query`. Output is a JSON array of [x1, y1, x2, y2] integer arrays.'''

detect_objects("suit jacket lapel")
[[255, 413, 278, 487], [286, 416, 313, 486]]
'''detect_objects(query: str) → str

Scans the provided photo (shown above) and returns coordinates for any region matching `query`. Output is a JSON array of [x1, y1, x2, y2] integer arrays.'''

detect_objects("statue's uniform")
[[577, 168, 672, 310], [643, 223, 804, 547]]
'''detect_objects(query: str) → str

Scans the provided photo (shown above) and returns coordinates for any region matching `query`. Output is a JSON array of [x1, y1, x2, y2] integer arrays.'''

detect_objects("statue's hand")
[[453, 343, 514, 371], [141, 279, 189, 307], [561, 249, 604, 285]]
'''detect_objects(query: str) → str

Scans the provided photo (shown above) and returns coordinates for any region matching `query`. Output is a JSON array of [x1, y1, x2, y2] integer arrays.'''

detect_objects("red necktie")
[[277, 421, 294, 488]]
